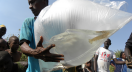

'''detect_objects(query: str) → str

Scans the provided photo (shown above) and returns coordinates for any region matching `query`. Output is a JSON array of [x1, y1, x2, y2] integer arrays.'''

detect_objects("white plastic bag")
[[34, 0, 132, 71], [89, 0, 127, 10]]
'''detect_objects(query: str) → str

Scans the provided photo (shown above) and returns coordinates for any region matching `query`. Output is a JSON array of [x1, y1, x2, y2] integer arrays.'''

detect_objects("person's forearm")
[[115, 61, 125, 64], [20, 42, 35, 56], [111, 64, 114, 67], [111, 64, 116, 70], [125, 47, 131, 58]]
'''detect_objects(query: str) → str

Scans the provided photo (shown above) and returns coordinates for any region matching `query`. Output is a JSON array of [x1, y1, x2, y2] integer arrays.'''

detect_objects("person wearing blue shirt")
[[19, 0, 64, 72], [110, 52, 127, 72]]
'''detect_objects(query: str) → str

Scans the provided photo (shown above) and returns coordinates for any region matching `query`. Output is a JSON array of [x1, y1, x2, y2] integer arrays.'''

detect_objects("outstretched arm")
[[20, 42, 36, 56], [113, 58, 125, 64], [20, 36, 64, 62]]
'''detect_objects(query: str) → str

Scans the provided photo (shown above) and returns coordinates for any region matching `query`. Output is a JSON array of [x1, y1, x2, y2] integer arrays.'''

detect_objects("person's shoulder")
[[5, 49, 11, 52], [23, 17, 34, 24], [109, 50, 114, 53], [22, 17, 34, 26], [117, 58, 122, 61], [98, 47, 104, 50], [96, 47, 103, 51], [24, 17, 34, 22], [5, 49, 12, 55]]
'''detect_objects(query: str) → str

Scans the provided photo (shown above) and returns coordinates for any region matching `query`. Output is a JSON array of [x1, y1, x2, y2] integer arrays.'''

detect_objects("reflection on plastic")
[[89, 0, 127, 11], [49, 29, 114, 66], [34, 0, 132, 71]]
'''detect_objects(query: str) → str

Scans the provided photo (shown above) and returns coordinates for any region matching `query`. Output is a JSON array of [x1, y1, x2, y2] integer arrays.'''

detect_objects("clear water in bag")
[[34, 0, 132, 71]]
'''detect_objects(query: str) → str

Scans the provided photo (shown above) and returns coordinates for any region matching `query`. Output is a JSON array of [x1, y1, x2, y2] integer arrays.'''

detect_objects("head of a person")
[[85, 60, 91, 68], [104, 39, 111, 48], [0, 51, 13, 72], [8, 36, 19, 51], [28, 0, 48, 16], [0, 25, 6, 38], [120, 51, 126, 59], [0, 39, 7, 51]]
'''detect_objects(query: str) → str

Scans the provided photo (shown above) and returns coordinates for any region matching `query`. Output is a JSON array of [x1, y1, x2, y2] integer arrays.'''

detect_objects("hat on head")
[[0, 24, 6, 28]]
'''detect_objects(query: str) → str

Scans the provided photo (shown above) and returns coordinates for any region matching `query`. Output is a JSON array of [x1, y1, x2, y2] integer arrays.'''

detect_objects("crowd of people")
[[0, 25, 22, 72], [75, 39, 127, 72], [1, 0, 132, 72]]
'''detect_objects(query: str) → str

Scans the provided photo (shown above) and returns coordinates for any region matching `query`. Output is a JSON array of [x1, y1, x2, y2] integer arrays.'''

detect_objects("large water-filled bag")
[[34, 0, 132, 71]]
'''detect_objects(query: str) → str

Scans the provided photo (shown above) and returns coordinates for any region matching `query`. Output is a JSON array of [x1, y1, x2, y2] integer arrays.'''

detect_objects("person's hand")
[[126, 55, 132, 68], [126, 60, 132, 68], [33, 36, 64, 62]]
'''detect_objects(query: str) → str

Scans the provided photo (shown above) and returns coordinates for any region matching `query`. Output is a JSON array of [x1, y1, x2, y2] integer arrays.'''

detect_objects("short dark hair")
[[107, 38, 111, 45], [0, 39, 7, 44], [120, 51, 124, 58], [9, 36, 19, 43], [46, 0, 48, 5]]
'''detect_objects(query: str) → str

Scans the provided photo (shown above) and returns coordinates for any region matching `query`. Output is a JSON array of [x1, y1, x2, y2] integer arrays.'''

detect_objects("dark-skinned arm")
[[20, 36, 64, 62], [113, 58, 125, 64], [94, 55, 98, 72], [111, 63, 116, 71], [20, 42, 36, 56]]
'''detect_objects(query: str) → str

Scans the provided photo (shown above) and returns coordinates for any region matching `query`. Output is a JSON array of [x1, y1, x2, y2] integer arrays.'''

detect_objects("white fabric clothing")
[[95, 47, 116, 72]]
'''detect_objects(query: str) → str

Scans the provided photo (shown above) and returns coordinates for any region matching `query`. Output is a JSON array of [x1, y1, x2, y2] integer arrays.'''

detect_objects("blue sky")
[[0, 0, 132, 52]]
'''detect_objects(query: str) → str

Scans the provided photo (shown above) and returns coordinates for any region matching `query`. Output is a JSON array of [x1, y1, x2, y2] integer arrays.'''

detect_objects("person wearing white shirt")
[[94, 39, 125, 72]]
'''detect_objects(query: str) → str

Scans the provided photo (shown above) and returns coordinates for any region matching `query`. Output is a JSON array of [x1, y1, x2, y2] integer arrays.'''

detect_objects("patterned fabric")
[[95, 47, 116, 72], [110, 58, 126, 72]]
